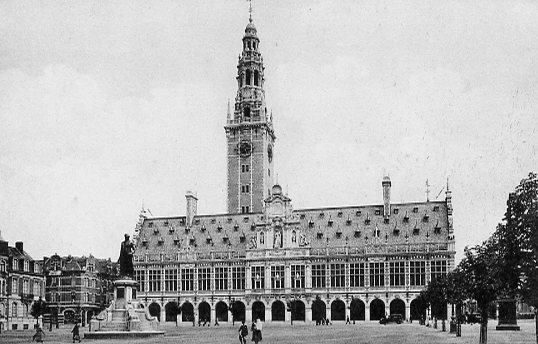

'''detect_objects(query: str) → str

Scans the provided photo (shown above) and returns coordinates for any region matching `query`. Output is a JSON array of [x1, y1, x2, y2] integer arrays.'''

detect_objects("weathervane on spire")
[[247, 0, 253, 22], [426, 179, 431, 202]]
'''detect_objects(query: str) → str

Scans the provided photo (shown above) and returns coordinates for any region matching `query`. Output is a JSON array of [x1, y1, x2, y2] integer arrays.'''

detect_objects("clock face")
[[239, 141, 252, 157], [243, 88, 252, 98]]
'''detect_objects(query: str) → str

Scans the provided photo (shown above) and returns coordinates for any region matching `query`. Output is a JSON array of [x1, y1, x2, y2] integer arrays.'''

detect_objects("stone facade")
[[132, 17, 456, 324], [0, 235, 45, 331]]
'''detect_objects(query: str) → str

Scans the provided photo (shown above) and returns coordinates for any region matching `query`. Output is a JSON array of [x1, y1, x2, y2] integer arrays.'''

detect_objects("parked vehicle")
[[380, 314, 403, 324]]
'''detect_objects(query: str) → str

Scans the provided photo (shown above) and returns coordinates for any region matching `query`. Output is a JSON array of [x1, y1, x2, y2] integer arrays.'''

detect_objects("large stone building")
[[41, 254, 118, 327], [0, 233, 45, 331], [132, 16, 456, 324]]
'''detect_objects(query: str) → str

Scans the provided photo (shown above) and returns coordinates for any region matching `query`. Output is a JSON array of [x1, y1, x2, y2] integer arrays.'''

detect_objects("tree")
[[497, 173, 538, 342], [459, 238, 502, 344], [30, 297, 47, 325]]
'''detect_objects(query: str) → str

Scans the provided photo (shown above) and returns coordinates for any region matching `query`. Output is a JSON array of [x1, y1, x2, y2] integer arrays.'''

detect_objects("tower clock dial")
[[238, 141, 253, 157]]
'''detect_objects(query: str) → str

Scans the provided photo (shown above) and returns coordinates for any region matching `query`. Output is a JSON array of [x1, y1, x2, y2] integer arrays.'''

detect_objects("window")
[[34, 281, 41, 297], [241, 206, 250, 214], [311, 264, 326, 288], [433, 206, 440, 212], [12, 303, 17, 317], [246, 70, 251, 86], [254, 70, 259, 86], [330, 263, 345, 288], [215, 267, 228, 291], [181, 268, 194, 291], [413, 207, 419, 213], [23, 279, 29, 294], [163, 221, 169, 227], [271, 266, 284, 289], [11, 277, 18, 293], [291, 265, 305, 288], [232, 266, 245, 290], [241, 164, 250, 173], [148, 270, 161, 292], [375, 210, 381, 216], [410, 261, 426, 286], [12, 259, 18, 271], [350, 263, 365, 287], [241, 184, 250, 193], [431, 260, 447, 281], [369, 262, 385, 287], [251, 266, 265, 290], [148, 222, 153, 228], [135, 270, 146, 292], [393, 209, 399, 215], [0, 260, 5, 272], [198, 267, 210, 291], [165, 269, 178, 291], [24, 260, 29, 272], [389, 262, 405, 286]]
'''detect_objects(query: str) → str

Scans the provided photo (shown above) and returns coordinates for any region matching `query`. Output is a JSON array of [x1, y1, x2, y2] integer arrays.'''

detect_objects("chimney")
[[0, 240, 8, 256], [382, 175, 391, 217], [186, 191, 198, 227], [15, 241, 24, 253]]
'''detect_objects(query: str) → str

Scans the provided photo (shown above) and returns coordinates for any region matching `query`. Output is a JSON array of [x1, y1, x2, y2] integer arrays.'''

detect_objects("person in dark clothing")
[[32, 326, 45, 343], [71, 323, 81, 343], [238, 320, 248, 344]]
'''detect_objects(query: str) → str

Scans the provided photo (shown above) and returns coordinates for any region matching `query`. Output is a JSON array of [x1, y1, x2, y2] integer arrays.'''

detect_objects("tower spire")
[[248, 0, 253, 22]]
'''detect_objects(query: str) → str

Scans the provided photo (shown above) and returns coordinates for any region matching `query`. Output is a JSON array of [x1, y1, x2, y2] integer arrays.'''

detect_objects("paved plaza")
[[0, 320, 535, 344]]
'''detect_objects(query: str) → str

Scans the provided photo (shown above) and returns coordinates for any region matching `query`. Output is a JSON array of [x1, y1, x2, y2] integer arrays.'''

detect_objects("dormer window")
[[234, 223, 239, 231], [206, 235, 212, 244], [180, 218, 186, 226], [317, 229, 323, 239], [354, 230, 361, 238], [375, 210, 381, 216], [153, 227, 159, 234], [364, 213, 371, 225], [173, 237, 180, 246], [393, 209, 399, 215], [433, 205, 440, 212], [319, 213, 325, 219], [142, 238, 148, 246], [217, 223, 222, 232], [393, 228, 400, 236], [211, 219, 216, 224], [163, 221, 169, 227], [148, 222, 153, 228], [158, 237, 164, 245], [413, 222, 420, 235], [346, 218, 352, 226], [250, 222, 256, 231], [403, 211, 409, 222], [185, 226, 190, 233], [201, 224, 206, 232], [423, 212, 429, 222], [308, 219, 314, 228], [227, 218, 233, 224], [13, 259, 18, 270], [240, 232, 246, 242], [169, 225, 175, 233], [194, 219, 200, 225], [243, 217, 249, 223], [337, 212, 343, 218], [24, 260, 29, 272], [300, 214, 306, 219], [335, 228, 342, 237], [223, 232, 229, 242], [356, 210, 362, 217], [384, 218, 389, 224], [413, 207, 419, 213], [327, 217, 333, 227], [189, 235, 196, 244]]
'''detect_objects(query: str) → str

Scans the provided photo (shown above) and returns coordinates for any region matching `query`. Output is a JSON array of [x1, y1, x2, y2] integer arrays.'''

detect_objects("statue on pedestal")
[[119, 234, 135, 277]]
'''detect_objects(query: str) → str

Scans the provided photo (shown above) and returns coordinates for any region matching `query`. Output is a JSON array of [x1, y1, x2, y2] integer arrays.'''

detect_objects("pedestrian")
[[71, 323, 81, 343], [32, 326, 45, 343], [251, 319, 262, 344], [238, 320, 248, 344], [346, 315, 350, 325], [214, 317, 220, 326]]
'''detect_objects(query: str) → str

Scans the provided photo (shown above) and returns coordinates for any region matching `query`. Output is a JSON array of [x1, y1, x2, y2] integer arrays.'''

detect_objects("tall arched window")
[[245, 69, 251, 86], [254, 70, 259, 86], [260, 231, 265, 244], [244, 107, 250, 119]]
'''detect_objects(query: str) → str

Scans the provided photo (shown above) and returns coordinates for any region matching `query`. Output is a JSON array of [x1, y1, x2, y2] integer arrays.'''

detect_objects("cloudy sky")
[[0, 0, 536, 262]]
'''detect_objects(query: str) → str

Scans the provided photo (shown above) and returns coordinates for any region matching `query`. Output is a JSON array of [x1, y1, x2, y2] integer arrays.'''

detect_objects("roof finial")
[[425, 179, 430, 202], [227, 99, 231, 121], [248, 0, 253, 22]]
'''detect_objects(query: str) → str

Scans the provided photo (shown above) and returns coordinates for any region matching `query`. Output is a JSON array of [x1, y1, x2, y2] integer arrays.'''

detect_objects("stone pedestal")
[[496, 299, 520, 331], [85, 278, 164, 339]]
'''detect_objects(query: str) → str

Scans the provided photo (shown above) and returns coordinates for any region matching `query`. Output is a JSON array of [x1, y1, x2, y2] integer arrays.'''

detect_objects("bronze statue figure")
[[119, 233, 135, 277]]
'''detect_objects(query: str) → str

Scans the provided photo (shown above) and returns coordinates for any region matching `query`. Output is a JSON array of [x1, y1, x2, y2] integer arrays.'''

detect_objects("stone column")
[[246, 304, 252, 323], [306, 304, 312, 323], [246, 266, 252, 290], [326, 301, 332, 322], [211, 307, 216, 325], [264, 306, 271, 322], [306, 265, 312, 288], [405, 303, 411, 321], [365, 302, 370, 321], [345, 306, 350, 322], [160, 302, 165, 322]]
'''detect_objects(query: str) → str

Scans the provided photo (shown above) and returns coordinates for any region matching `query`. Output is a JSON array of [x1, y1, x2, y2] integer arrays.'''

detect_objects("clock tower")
[[225, 17, 275, 214]]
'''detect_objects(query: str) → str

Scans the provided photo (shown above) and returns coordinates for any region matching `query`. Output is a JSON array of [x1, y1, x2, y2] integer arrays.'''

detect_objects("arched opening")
[[215, 301, 228, 322], [350, 298, 365, 321], [369, 299, 385, 321], [64, 309, 76, 324], [244, 107, 250, 119], [86, 310, 93, 325], [252, 301, 265, 322], [410, 298, 426, 321], [312, 298, 326, 323], [148, 302, 161, 321], [198, 302, 211, 324], [254, 70, 259, 86], [271, 300, 285, 321], [390, 299, 406, 319], [165, 302, 181, 322], [331, 300, 346, 321], [231, 300, 245, 324], [291, 300, 305, 321], [181, 302, 194, 323], [246, 70, 251, 86]]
